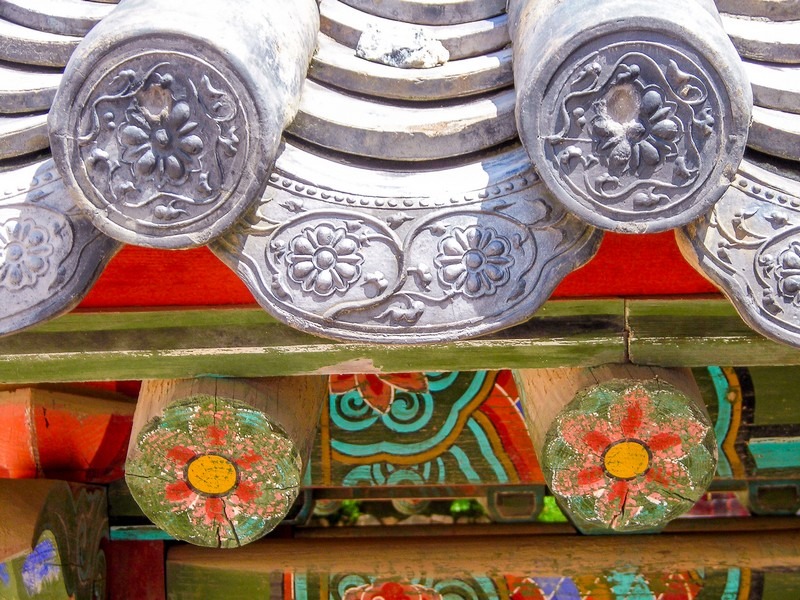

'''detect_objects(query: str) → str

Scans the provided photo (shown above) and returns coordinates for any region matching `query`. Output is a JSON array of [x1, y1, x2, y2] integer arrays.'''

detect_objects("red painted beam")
[[77, 233, 716, 310]]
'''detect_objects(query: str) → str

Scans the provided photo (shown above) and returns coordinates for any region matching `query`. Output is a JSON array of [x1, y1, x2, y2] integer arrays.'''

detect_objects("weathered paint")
[[0, 300, 626, 384], [748, 438, 800, 471], [126, 395, 302, 548], [542, 380, 718, 533], [310, 372, 544, 513], [0, 532, 70, 600], [627, 299, 800, 367]]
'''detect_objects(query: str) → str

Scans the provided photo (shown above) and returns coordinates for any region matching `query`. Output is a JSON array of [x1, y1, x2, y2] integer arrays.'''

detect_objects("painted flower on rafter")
[[0, 218, 54, 291], [344, 581, 442, 600], [547, 383, 715, 530], [330, 373, 429, 414], [130, 397, 301, 547]]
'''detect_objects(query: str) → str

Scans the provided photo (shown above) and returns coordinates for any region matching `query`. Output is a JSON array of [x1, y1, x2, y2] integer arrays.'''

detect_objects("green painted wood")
[[0, 532, 71, 600], [166, 562, 274, 600], [762, 570, 800, 600], [543, 379, 717, 534], [627, 299, 800, 367], [0, 301, 626, 384], [748, 367, 800, 425], [126, 394, 302, 549]]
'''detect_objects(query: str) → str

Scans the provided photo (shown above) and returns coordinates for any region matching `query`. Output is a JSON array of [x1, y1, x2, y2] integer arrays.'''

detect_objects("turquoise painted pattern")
[[748, 438, 800, 470]]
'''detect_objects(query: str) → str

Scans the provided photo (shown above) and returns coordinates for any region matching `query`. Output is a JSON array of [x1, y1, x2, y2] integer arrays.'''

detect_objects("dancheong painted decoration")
[[1, 0, 800, 599]]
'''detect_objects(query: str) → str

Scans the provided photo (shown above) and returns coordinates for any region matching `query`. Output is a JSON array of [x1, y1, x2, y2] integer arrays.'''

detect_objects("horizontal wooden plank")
[[0, 300, 626, 384], [4, 298, 800, 384], [627, 298, 800, 366], [168, 527, 800, 578]]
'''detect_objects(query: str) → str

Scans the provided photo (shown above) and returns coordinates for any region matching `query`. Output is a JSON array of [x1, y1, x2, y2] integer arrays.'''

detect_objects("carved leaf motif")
[[546, 48, 715, 214], [376, 300, 426, 325], [77, 57, 245, 227]]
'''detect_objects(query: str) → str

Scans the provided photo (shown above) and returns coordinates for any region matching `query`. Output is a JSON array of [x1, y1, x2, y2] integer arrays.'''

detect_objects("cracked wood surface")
[[125, 377, 325, 548]]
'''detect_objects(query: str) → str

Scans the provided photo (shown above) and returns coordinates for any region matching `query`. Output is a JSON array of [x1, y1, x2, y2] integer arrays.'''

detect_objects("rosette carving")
[[211, 143, 602, 343], [48, 0, 319, 248], [72, 58, 248, 228]]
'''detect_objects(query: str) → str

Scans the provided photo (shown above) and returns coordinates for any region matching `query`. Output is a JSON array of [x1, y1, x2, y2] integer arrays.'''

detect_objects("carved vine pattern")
[[219, 184, 571, 329], [548, 51, 715, 210], [78, 61, 241, 223], [701, 175, 800, 321]]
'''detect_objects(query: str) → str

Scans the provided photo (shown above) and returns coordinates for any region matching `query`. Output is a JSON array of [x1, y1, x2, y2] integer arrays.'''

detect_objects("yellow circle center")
[[603, 441, 650, 480], [186, 454, 238, 496]]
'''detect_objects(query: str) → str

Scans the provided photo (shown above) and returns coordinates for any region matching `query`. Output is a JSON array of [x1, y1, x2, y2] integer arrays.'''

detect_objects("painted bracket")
[[125, 377, 326, 548], [515, 365, 718, 534]]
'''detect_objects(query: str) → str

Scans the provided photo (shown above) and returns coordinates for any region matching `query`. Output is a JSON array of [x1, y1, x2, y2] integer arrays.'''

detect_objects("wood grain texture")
[[0, 387, 134, 481], [167, 528, 800, 578], [126, 378, 326, 548], [627, 298, 800, 366]]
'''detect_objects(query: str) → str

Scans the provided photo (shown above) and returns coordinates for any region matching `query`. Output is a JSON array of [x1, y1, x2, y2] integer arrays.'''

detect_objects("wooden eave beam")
[[0, 298, 798, 384], [168, 526, 800, 577]]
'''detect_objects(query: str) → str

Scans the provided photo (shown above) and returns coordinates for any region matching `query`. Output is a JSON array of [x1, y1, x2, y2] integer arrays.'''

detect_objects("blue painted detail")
[[385, 466, 426, 486], [532, 577, 581, 599], [466, 419, 509, 483], [329, 391, 379, 432], [331, 372, 487, 457], [0, 563, 9, 587], [749, 438, 800, 470], [21, 537, 61, 596], [708, 366, 733, 478], [433, 576, 498, 599], [448, 445, 481, 483], [341, 464, 377, 486], [435, 457, 446, 484], [427, 372, 460, 391], [109, 526, 175, 541], [336, 574, 371, 598], [607, 571, 652, 597], [302, 460, 313, 486], [383, 391, 435, 434], [343, 461, 450, 487], [722, 568, 741, 600], [294, 573, 308, 600]]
